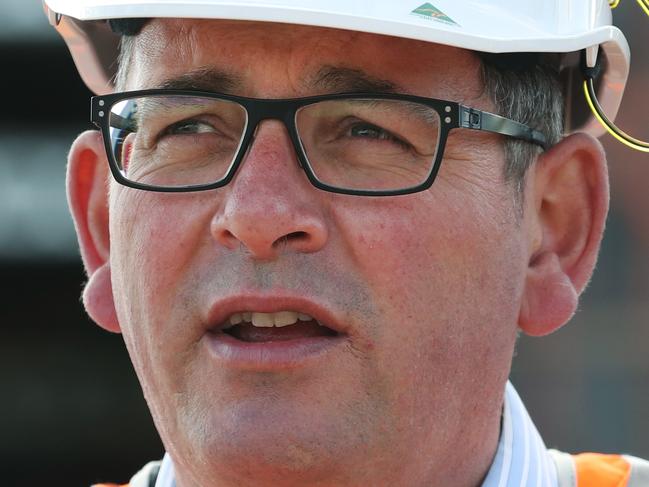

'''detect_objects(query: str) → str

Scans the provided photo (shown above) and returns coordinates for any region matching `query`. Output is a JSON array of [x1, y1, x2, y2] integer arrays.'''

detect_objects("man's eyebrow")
[[152, 66, 405, 96], [310, 66, 404, 94], [154, 67, 242, 93]]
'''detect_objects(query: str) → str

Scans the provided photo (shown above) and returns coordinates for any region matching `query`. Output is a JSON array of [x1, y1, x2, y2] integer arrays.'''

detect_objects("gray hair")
[[115, 35, 136, 91], [479, 54, 564, 193]]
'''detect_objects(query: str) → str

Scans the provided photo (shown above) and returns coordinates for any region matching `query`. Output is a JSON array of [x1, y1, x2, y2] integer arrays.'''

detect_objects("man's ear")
[[519, 133, 609, 337], [67, 130, 121, 333]]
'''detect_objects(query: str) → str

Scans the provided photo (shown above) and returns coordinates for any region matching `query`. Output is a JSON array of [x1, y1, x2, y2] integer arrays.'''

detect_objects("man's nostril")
[[273, 232, 308, 249], [287, 231, 308, 240]]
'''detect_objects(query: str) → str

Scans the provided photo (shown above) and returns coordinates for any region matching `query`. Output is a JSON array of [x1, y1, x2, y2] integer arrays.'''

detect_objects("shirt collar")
[[155, 381, 557, 487], [481, 381, 558, 487], [154, 453, 175, 487]]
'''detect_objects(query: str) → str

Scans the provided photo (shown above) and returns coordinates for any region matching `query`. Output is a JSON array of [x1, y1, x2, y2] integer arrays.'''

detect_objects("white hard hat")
[[43, 0, 630, 136]]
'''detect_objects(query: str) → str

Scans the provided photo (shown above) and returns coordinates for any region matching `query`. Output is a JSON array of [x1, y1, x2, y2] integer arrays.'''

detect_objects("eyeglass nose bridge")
[[234, 99, 312, 177]]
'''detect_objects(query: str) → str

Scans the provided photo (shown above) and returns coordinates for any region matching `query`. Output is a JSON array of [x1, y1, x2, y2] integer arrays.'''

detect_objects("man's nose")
[[210, 120, 329, 260]]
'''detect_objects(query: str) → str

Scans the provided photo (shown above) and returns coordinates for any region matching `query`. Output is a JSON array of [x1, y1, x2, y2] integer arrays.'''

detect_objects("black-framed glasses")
[[91, 90, 548, 196]]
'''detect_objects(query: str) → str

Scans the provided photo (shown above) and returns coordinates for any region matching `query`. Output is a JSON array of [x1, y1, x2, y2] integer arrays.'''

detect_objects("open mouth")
[[219, 311, 339, 343]]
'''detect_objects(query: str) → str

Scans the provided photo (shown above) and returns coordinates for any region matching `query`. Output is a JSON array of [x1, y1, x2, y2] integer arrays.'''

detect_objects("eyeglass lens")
[[107, 95, 442, 191]]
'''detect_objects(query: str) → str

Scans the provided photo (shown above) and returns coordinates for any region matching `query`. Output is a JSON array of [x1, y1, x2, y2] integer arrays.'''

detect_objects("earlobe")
[[518, 133, 608, 337], [67, 130, 121, 333], [83, 264, 121, 333], [519, 252, 578, 336]]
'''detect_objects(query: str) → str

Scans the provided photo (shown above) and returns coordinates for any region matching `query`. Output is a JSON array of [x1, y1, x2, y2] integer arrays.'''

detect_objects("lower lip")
[[205, 331, 344, 370]]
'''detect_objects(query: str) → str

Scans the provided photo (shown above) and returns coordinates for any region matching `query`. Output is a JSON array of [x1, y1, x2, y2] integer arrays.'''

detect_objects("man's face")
[[111, 19, 526, 486]]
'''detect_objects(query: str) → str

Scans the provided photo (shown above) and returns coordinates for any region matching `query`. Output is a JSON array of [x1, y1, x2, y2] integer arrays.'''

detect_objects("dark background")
[[1, 2, 647, 486]]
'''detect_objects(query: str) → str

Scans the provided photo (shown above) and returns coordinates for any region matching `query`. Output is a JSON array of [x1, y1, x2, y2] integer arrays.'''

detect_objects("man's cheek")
[[348, 206, 481, 281], [112, 192, 211, 284]]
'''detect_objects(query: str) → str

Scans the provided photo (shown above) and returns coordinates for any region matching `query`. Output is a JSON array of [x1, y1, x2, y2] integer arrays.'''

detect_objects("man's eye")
[[163, 119, 216, 136], [349, 123, 410, 148], [350, 123, 390, 139]]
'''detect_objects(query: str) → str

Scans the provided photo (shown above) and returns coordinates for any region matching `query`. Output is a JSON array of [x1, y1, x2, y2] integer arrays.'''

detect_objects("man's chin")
[[186, 422, 350, 483], [170, 399, 384, 485]]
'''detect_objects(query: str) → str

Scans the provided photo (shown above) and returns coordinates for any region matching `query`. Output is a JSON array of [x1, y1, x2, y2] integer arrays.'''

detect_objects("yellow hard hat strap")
[[584, 2, 649, 153]]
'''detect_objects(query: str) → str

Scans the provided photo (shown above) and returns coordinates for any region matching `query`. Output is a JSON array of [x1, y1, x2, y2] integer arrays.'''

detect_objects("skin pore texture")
[[67, 19, 609, 487]]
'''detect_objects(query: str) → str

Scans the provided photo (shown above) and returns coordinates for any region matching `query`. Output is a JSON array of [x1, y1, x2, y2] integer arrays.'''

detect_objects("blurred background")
[[0, 1, 647, 486]]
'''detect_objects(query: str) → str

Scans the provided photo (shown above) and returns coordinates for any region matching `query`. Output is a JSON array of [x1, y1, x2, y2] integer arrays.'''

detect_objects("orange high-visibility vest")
[[549, 451, 649, 487], [93, 452, 649, 487]]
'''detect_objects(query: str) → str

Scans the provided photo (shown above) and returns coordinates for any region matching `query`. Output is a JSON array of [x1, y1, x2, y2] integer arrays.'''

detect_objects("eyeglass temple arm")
[[459, 105, 549, 151], [92, 110, 136, 132], [109, 113, 137, 132]]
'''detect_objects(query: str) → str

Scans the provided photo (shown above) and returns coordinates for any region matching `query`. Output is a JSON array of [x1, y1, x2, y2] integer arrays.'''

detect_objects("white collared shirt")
[[154, 454, 175, 487], [154, 381, 557, 487], [481, 382, 558, 487]]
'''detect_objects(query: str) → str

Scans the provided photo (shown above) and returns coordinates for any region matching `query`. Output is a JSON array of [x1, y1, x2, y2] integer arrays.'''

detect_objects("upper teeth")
[[224, 311, 315, 329]]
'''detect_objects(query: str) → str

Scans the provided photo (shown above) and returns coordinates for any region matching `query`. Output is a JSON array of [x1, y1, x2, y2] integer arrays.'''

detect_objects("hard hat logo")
[[410, 3, 459, 26]]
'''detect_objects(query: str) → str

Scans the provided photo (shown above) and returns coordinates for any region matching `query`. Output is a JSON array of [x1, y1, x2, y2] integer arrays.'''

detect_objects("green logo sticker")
[[411, 3, 458, 26]]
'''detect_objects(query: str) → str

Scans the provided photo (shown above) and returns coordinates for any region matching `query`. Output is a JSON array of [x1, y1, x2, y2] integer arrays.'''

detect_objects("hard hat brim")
[[46, 0, 627, 54]]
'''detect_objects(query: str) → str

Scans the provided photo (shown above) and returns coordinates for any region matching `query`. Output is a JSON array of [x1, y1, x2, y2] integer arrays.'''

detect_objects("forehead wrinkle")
[[132, 19, 226, 90], [133, 19, 486, 104]]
